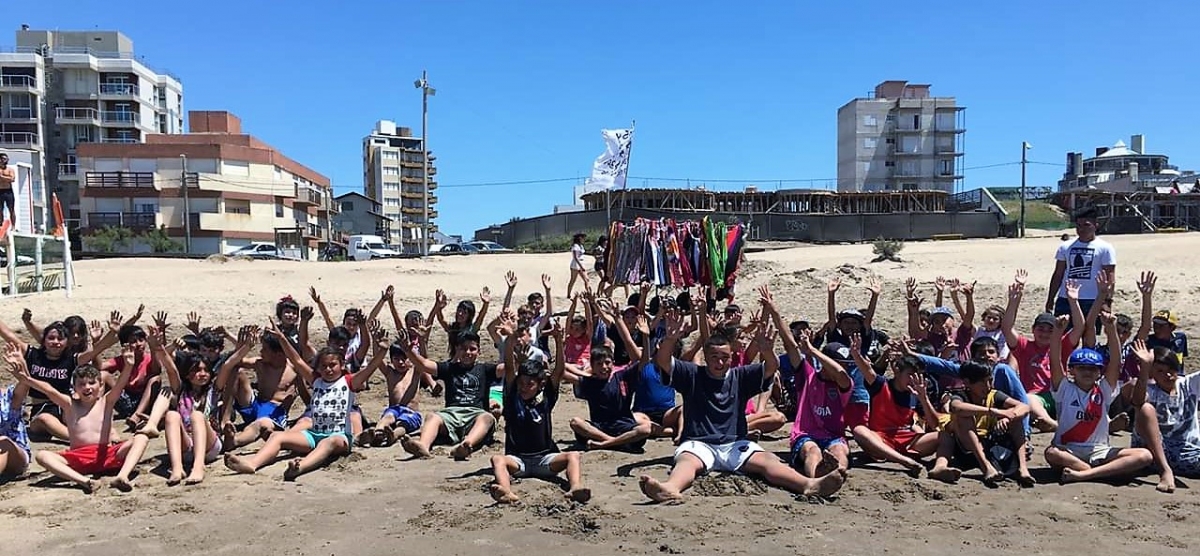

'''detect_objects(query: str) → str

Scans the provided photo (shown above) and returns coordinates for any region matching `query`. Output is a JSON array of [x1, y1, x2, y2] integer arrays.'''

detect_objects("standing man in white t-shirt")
[[1045, 206, 1116, 326]]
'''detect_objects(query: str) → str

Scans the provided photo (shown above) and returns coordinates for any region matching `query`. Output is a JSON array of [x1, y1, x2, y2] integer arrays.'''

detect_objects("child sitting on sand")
[[358, 336, 426, 447], [219, 331, 299, 451], [0, 381, 30, 478], [6, 344, 150, 493], [928, 361, 1034, 487], [1127, 341, 1198, 493], [1045, 314, 1153, 485], [224, 323, 387, 480], [103, 324, 161, 430], [638, 288, 845, 504], [849, 336, 941, 477], [787, 335, 854, 478], [491, 321, 591, 504]]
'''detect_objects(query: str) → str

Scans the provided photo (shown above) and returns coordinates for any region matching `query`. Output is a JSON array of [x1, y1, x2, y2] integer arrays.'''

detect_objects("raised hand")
[[542, 274, 552, 290], [121, 344, 135, 367], [828, 277, 842, 294], [664, 308, 687, 338], [867, 277, 882, 297], [434, 289, 448, 308], [308, 286, 321, 303], [90, 320, 104, 342], [1096, 270, 1115, 297], [480, 286, 491, 305], [382, 285, 395, 301], [849, 332, 863, 354], [1130, 339, 1152, 364], [549, 319, 564, 340], [1008, 281, 1024, 301], [108, 310, 124, 333], [1064, 279, 1081, 300], [20, 308, 32, 323], [1136, 271, 1156, 296], [752, 321, 776, 352], [127, 304, 145, 325], [153, 311, 170, 331], [757, 285, 776, 314], [1014, 269, 1028, 287], [907, 371, 928, 397], [635, 314, 650, 336], [934, 276, 947, 293], [1054, 315, 1070, 332], [960, 280, 977, 296], [368, 319, 383, 336], [504, 271, 518, 289], [186, 311, 202, 333], [4, 343, 28, 379], [639, 281, 651, 295], [905, 277, 918, 299], [300, 306, 315, 322]]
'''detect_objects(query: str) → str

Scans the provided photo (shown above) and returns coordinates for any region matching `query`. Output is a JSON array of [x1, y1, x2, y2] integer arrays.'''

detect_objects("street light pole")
[[415, 70, 436, 257], [181, 154, 191, 253], [1020, 142, 1030, 239]]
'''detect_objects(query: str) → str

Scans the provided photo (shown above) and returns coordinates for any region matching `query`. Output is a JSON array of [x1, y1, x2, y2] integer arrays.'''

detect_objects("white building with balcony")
[[0, 46, 47, 229], [12, 28, 183, 225], [362, 120, 438, 252]]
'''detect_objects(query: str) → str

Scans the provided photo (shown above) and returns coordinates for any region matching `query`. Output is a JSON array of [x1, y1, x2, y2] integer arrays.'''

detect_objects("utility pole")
[[1020, 142, 1030, 238], [415, 70, 436, 257], [181, 154, 191, 253]]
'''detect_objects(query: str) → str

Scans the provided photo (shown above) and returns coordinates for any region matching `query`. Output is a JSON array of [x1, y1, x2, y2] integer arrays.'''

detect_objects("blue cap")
[[931, 306, 954, 318], [1068, 348, 1104, 367]]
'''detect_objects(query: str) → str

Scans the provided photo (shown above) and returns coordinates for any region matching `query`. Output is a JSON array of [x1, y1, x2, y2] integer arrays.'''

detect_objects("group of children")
[[0, 246, 1194, 505]]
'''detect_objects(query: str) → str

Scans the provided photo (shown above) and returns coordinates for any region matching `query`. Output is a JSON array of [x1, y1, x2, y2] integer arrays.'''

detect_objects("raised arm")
[[655, 310, 687, 383], [216, 325, 259, 391], [958, 279, 977, 328], [535, 275, 553, 338], [267, 320, 314, 385], [403, 327, 440, 377], [905, 277, 924, 339], [1128, 339, 1152, 406], [849, 333, 876, 386], [20, 309, 42, 345], [104, 345, 138, 408], [501, 271, 518, 312], [1100, 312, 1121, 389], [350, 330, 390, 391], [1063, 279, 1088, 347], [1134, 271, 1155, 341], [431, 289, 451, 332], [807, 334, 850, 390], [502, 318, 518, 388], [826, 277, 841, 330], [1001, 271, 1027, 348], [146, 326, 181, 394], [308, 286, 337, 331], [0, 315, 29, 353], [299, 306, 317, 361], [752, 319, 780, 382], [1049, 315, 1069, 391], [4, 344, 70, 409], [864, 277, 881, 330], [760, 286, 801, 368], [907, 371, 941, 430], [934, 276, 947, 309], [473, 287, 491, 333]]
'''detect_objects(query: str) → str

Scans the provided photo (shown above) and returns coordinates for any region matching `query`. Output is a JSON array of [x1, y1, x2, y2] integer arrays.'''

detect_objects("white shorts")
[[183, 433, 223, 464], [507, 453, 559, 479], [1059, 443, 1120, 466], [675, 440, 764, 474]]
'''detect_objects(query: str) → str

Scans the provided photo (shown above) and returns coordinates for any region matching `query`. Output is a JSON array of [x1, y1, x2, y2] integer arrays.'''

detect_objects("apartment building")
[[836, 80, 965, 193], [332, 192, 393, 239], [0, 43, 47, 228], [362, 120, 438, 252], [1058, 134, 1196, 193], [9, 28, 184, 224], [76, 111, 338, 259]]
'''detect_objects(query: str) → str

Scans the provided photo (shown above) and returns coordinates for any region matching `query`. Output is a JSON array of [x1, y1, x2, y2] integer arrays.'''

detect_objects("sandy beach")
[[0, 232, 1196, 556]]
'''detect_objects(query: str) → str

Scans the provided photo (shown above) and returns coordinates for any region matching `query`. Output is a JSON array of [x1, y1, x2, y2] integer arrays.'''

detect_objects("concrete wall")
[[475, 209, 1001, 247]]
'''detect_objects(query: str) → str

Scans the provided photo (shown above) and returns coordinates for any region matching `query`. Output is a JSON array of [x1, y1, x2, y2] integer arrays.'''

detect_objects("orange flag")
[[52, 193, 65, 237]]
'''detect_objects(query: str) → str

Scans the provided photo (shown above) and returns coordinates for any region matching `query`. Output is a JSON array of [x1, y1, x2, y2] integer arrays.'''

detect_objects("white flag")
[[585, 128, 633, 190]]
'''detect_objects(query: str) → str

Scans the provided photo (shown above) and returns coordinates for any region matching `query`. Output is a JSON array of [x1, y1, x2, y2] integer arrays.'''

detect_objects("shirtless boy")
[[358, 336, 426, 447], [5, 344, 150, 493], [220, 331, 299, 450]]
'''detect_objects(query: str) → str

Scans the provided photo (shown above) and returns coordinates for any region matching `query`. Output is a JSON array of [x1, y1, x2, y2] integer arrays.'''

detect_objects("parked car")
[[465, 240, 512, 253], [225, 243, 281, 259], [348, 235, 402, 261], [0, 247, 34, 267], [434, 243, 479, 255]]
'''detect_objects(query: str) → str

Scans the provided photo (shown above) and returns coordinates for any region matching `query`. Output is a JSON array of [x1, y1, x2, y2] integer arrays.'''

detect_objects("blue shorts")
[[236, 399, 289, 430], [302, 430, 353, 450], [381, 405, 423, 433], [789, 436, 847, 467]]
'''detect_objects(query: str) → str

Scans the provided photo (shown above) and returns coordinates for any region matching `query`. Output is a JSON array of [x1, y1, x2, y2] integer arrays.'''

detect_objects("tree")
[[83, 226, 134, 253], [141, 225, 184, 253]]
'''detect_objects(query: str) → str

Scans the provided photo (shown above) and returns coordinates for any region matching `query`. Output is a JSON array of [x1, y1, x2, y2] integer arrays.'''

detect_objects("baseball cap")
[[724, 304, 742, 314], [1153, 310, 1179, 327], [821, 342, 854, 363], [621, 305, 639, 315], [1033, 312, 1057, 329], [1068, 347, 1105, 368], [836, 309, 865, 323], [930, 306, 954, 318]]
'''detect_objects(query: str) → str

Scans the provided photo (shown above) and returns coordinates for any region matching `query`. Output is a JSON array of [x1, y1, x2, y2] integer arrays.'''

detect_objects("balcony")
[[0, 74, 38, 93], [88, 212, 158, 231], [428, 166, 437, 176], [891, 148, 923, 157], [428, 180, 438, 190], [99, 137, 139, 144], [0, 132, 39, 149], [85, 171, 155, 189], [100, 111, 140, 126], [293, 185, 322, 207], [318, 198, 339, 215], [0, 107, 37, 123], [302, 223, 323, 240], [933, 127, 966, 134], [56, 107, 101, 125], [935, 144, 963, 156], [99, 83, 139, 98], [57, 163, 79, 179], [428, 194, 437, 204]]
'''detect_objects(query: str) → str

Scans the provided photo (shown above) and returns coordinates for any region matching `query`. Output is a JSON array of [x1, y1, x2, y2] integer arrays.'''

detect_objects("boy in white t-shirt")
[[1045, 314, 1151, 484], [1045, 206, 1116, 325]]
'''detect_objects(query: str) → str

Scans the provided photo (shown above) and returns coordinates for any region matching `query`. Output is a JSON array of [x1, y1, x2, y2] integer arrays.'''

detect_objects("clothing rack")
[[605, 217, 746, 297]]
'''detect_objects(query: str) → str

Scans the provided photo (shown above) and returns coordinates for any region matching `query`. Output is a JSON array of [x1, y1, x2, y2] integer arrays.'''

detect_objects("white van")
[[348, 235, 402, 261]]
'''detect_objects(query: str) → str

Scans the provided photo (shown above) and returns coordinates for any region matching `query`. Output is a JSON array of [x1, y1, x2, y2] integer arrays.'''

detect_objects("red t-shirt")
[[107, 354, 157, 394], [564, 335, 591, 366], [1011, 333, 1076, 394]]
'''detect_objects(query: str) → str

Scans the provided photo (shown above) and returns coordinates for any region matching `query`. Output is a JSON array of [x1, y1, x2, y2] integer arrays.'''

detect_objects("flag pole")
[[617, 119, 635, 224]]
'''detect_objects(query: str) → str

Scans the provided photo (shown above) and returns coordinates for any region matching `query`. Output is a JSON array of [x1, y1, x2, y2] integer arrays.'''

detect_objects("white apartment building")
[[837, 80, 965, 194], [0, 46, 47, 229], [12, 28, 183, 224], [362, 120, 438, 252]]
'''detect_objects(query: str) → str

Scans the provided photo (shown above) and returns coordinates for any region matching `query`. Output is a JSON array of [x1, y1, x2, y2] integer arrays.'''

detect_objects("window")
[[885, 161, 895, 167], [901, 161, 917, 176], [225, 199, 251, 214], [385, 198, 400, 206], [384, 183, 399, 191], [901, 136, 919, 153], [912, 114, 920, 130], [275, 204, 284, 218], [382, 167, 400, 176], [862, 115, 878, 127], [861, 162, 870, 175], [274, 166, 283, 181], [341, 201, 354, 211], [135, 202, 158, 213], [863, 137, 877, 149], [940, 160, 955, 176], [382, 151, 399, 160]]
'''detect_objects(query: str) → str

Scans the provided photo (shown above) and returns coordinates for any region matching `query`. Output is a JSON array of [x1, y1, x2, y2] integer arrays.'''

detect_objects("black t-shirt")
[[827, 327, 888, 361], [25, 346, 78, 402], [671, 360, 767, 444], [607, 327, 645, 366], [504, 380, 559, 457], [437, 360, 497, 409], [576, 367, 639, 426]]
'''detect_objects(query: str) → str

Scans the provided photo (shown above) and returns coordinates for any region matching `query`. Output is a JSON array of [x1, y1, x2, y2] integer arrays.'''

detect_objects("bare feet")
[[746, 429, 763, 442], [283, 458, 302, 482], [450, 442, 473, 461], [802, 470, 846, 498], [379, 427, 396, 447], [111, 476, 134, 493], [1016, 473, 1036, 488], [489, 484, 520, 504], [902, 460, 924, 478], [125, 413, 147, 432], [1157, 473, 1176, 494], [185, 469, 206, 485], [638, 475, 683, 504], [567, 487, 592, 504], [137, 420, 161, 439], [221, 422, 237, 451], [1060, 468, 1083, 484], [928, 466, 962, 484], [167, 470, 184, 486], [982, 471, 1005, 488], [814, 451, 839, 478], [400, 435, 432, 459], [356, 428, 375, 448], [82, 479, 103, 495], [585, 440, 602, 451], [430, 382, 444, 397], [223, 453, 257, 474]]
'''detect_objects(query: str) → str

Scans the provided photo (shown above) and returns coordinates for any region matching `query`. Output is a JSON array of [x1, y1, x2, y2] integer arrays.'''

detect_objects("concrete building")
[[0, 43, 48, 229], [1057, 134, 1197, 193], [332, 191, 393, 239], [837, 80, 965, 193], [10, 28, 184, 226], [76, 111, 338, 259], [362, 120, 438, 252]]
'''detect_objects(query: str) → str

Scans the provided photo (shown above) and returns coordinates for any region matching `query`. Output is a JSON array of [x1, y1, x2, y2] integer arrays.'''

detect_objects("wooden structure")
[[1053, 190, 1200, 232], [581, 188, 948, 215]]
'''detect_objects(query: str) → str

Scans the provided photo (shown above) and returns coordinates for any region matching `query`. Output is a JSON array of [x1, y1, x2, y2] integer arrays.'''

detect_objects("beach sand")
[[0, 232, 1196, 556]]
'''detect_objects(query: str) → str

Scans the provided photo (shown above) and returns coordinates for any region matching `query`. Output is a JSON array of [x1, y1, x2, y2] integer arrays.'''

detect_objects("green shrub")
[[517, 229, 606, 253], [871, 237, 905, 263], [84, 226, 134, 253], [141, 225, 184, 253]]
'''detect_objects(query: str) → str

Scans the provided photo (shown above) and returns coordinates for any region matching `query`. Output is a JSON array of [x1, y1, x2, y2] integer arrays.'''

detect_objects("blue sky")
[[24, 0, 1200, 237]]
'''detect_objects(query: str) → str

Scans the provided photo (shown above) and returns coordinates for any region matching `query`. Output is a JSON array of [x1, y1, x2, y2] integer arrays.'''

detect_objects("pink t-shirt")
[[789, 358, 851, 443], [1011, 333, 1076, 394], [564, 335, 591, 366]]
